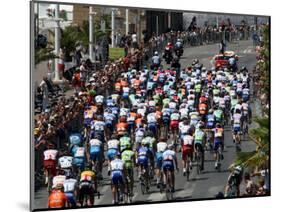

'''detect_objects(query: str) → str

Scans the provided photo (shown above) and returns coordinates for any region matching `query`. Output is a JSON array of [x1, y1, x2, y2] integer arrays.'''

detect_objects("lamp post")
[[125, 9, 129, 35], [54, 4, 61, 82], [111, 8, 116, 48], [89, 6, 95, 61]]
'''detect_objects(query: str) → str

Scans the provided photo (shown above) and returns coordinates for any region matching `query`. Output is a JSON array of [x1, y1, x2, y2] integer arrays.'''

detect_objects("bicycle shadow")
[[174, 195, 193, 201], [203, 169, 229, 174], [188, 176, 209, 181]]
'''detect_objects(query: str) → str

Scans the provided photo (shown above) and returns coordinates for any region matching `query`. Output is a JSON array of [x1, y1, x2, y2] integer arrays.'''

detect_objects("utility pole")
[[111, 8, 115, 48], [54, 4, 61, 82], [168, 11, 171, 29], [156, 15, 159, 36], [89, 6, 94, 61], [125, 9, 129, 35]]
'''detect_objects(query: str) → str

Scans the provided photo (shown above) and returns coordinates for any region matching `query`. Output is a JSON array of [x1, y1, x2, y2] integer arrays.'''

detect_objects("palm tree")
[[230, 117, 269, 170], [35, 46, 57, 66]]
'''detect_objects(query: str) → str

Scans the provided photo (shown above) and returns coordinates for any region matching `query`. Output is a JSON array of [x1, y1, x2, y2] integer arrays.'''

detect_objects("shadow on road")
[[174, 195, 192, 201], [203, 169, 229, 174], [189, 177, 209, 181]]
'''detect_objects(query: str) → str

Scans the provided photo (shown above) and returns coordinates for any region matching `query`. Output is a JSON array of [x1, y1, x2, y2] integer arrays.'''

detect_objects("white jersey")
[[95, 95, 104, 104], [171, 113, 180, 121], [190, 112, 199, 120], [137, 108, 146, 117], [179, 124, 190, 135], [89, 139, 102, 147], [235, 104, 243, 111], [233, 113, 242, 125], [219, 97, 225, 108], [180, 108, 188, 119], [242, 103, 249, 112], [93, 121, 105, 131], [74, 147, 85, 157], [59, 156, 73, 169], [147, 113, 157, 123], [157, 142, 167, 153], [52, 175, 66, 188], [44, 149, 58, 160], [120, 108, 130, 117], [64, 178, 77, 192], [162, 149, 176, 161], [148, 100, 156, 107], [169, 102, 177, 109], [111, 159, 124, 171], [182, 135, 194, 146], [123, 87, 129, 93], [107, 139, 119, 149], [243, 88, 250, 95]]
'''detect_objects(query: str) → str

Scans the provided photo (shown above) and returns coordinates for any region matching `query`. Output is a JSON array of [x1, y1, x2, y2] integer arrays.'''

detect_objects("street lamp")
[[89, 6, 97, 61], [111, 8, 117, 48]]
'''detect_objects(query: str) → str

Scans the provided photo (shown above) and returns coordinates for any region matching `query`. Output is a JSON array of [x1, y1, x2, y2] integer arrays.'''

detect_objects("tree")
[[230, 117, 269, 171]]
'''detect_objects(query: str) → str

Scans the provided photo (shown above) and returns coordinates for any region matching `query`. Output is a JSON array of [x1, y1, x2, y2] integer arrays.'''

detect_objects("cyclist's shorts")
[[162, 116, 170, 124], [90, 149, 102, 162], [111, 171, 123, 185], [43, 159, 56, 176], [162, 160, 174, 171], [207, 122, 215, 129], [156, 152, 163, 169], [73, 157, 85, 169], [181, 145, 193, 159], [148, 123, 157, 134], [107, 148, 118, 160], [65, 192, 76, 206], [170, 120, 179, 130], [84, 118, 92, 127], [242, 95, 249, 102], [105, 122, 113, 131], [128, 122, 135, 132], [79, 181, 94, 195], [213, 137, 223, 151], [233, 126, 241, 134], [137, 156, 148, 168], [194, 142, 204, 153]]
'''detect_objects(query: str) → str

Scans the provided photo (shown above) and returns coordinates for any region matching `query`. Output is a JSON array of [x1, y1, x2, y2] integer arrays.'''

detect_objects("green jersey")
[[121, 150, 135, 169], [194, 129, 205, 143], [195, 84, 201, 93], [120, 136, 131, 151], [214, 109, 223, 120]]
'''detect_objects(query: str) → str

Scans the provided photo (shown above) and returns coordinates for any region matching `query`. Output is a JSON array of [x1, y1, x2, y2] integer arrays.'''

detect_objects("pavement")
[[33, 40, 259, 209]]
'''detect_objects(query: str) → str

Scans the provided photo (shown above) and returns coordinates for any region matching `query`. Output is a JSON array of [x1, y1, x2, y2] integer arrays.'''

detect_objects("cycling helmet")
[[208, 109, 213, 114], [216, 123, 221, 128], [234, 165, 243, 173], [154, 51, 158, 56]]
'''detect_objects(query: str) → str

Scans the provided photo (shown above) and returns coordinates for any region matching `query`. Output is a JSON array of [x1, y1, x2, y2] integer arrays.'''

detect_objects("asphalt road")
[[34, 40, 259, 209]]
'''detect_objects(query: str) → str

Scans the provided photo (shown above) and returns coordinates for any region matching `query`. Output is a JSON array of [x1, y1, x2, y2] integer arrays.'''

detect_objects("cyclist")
[[79, 164, 96, 206], [224, 166, 243, 197], [63, 174, 78, 208], [107, 135, 120, 175], [194, 122, 206, 171], [120, 134, 132, 152], [162, 144, 179, 192], [48, 184, 68, 208], [121, 144, 136, 197], [43, 143, 58, 185], [89, 138, 103, 177], [181, 130, 194, 176], [110, 154, 125, 204], [232, 109, 242, 150], [155, 137, 168, 187], [58, 154, 74, 178], [212, 123, 224, 169]]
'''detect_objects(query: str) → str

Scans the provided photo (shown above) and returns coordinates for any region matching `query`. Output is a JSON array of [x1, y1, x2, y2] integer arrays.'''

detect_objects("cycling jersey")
[[182, 135, 194, 146], [44, 149, 58, 161], [93, 121, 105, 131], [80, 170, 95, 182], [64, 178, 77, 193], [171, 112, 180, 121], [214, 128, 224, 138], [121, 150, 135, 169], [194, 129, 205, 143], [59, 156, 73, 169], [157, 142, 167, 153], [120, 136, 131, 152], [214, 110, 223, 121], [48, 190, 67, 208], [147, 113, 157, 123], [52, 175, 66, 188], [95, 95, 104, 104]]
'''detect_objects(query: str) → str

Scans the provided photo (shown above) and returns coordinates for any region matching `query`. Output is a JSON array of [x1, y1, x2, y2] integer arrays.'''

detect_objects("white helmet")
[[154, 51, 158, 56]]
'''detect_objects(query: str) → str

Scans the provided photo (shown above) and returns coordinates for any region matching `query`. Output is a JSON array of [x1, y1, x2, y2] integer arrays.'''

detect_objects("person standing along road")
[[39, 77, 50, 112], [219, 40, 226, 54]]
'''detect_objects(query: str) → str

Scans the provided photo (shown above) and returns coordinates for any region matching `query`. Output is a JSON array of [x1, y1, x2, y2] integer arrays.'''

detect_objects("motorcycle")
[[163, 48, 173, 64]]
